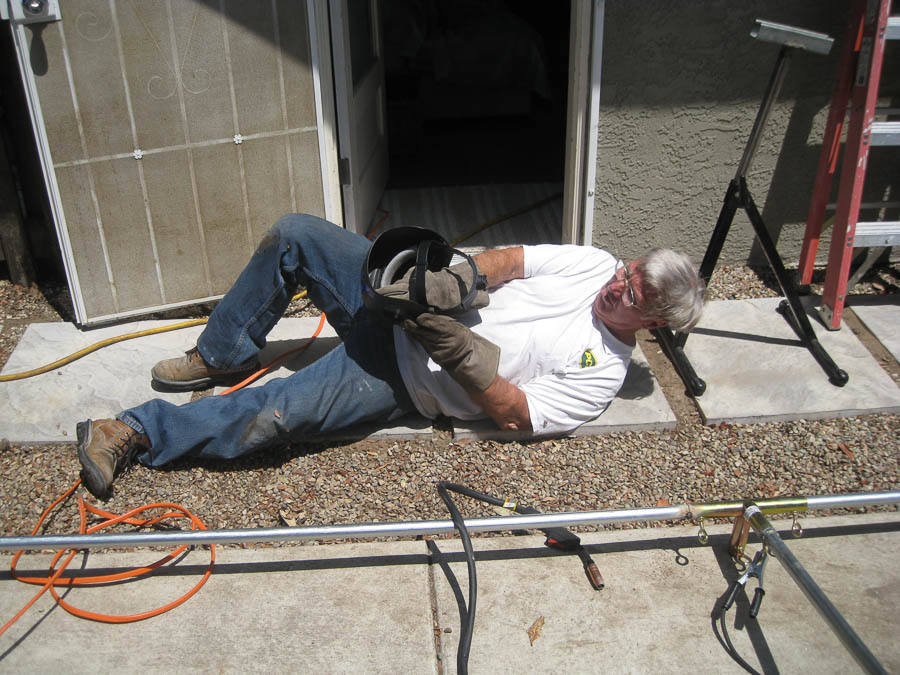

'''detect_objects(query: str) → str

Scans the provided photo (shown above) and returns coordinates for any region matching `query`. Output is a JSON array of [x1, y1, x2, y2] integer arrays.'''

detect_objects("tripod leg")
[[653, 326, 706, 396], [700, 180, 742, 284], [740, 180, 849, 386], [674, 180, 741, 348], [657, 180, 742, 396]]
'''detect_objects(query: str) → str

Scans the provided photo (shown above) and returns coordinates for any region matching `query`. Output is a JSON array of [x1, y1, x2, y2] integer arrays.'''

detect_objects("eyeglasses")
[[618, 260, 638, 309]]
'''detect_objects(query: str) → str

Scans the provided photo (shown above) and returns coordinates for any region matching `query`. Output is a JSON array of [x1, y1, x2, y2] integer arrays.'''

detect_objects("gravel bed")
[[0, 263, 898, 547]]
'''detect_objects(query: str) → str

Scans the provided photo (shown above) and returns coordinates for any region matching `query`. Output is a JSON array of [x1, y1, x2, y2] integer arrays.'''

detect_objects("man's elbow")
[[470, 377, 532, 433]]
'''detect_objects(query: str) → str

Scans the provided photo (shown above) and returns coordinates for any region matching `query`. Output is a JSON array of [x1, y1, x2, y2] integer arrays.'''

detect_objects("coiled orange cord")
[[2, 313, 327, 636], [1, 479, 215, 633]]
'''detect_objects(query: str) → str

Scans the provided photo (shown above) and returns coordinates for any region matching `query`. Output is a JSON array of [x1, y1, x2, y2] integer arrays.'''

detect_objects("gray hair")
[[635, 248, 706, 332]]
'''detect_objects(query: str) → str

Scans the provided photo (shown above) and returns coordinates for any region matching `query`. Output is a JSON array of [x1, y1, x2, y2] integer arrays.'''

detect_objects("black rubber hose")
[[434, 482, 591, 671], [436, 481, 477, 675]]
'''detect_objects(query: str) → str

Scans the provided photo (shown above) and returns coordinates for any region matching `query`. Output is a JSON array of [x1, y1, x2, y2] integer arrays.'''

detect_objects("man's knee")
[[268, 213, 335, 247]]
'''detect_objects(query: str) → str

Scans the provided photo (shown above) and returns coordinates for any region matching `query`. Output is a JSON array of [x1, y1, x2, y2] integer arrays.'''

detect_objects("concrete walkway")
[[0, 296, 898, 671], [1, 296, 899, 443], [1, 512, 898, 673], [0, 316, 675, 444]]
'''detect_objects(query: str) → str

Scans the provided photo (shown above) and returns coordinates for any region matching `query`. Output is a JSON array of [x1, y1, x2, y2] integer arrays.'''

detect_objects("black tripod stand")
[[653, 20, 849, 396]]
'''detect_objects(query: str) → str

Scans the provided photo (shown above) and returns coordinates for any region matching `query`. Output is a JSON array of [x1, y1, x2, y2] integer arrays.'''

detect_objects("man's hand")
[[377, 263, 489, 313], [402, 313, 499, 392]]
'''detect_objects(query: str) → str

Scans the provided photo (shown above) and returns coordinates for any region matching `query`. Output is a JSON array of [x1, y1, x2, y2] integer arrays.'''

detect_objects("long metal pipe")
[[743, 505, 888, 675], [1, 491, 897, 553]]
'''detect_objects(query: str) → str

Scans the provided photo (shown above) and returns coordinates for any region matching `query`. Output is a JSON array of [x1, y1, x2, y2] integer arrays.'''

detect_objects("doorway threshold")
[[375, 182, 563, 249]]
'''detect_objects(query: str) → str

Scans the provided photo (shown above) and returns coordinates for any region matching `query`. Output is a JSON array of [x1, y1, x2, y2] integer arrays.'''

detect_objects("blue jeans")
[[120, 214, 414, 467]]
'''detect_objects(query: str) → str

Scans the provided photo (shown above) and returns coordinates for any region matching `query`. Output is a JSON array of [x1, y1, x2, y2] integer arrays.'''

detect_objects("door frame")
[[309, 0, 604, 245], [307, 0, 343, 227], [5, 13, 90, 322], [563, 0, 604, 246]]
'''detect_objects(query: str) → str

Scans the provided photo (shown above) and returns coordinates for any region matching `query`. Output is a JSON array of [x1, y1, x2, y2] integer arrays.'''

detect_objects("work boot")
[[76, 419, 150, 500], [151, 347, 258, 391]]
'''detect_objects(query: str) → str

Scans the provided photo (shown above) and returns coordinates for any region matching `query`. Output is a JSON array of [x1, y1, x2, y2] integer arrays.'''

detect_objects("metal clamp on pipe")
[[728, 507, 753, 560], [724, 546, 769, 619]]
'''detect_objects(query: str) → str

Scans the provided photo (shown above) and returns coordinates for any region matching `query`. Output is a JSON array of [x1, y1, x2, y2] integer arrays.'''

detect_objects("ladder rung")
[[853, 221, 900, 247], [826, 200, 900, 211], [888, 16, 900, 40], [870, 121, 900, 146]]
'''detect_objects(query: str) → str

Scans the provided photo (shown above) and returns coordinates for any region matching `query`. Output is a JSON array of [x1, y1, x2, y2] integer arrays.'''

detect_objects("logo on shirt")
[[580, 349, 597, 368]]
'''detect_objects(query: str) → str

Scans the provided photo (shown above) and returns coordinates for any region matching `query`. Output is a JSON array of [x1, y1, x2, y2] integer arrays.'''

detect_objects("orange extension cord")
[[1, 313, 326, 636]]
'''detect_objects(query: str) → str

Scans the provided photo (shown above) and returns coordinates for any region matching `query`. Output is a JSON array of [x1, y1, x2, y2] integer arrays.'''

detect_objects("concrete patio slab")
[[452, 344, 676, 441], [1, 512, 897, 672], [849, 294, 900, 363], [3, 513, 897, 672], [0, 318, 436, 443], [0, 320, 201, 443], [0, 317, 679, 445], [0, 540, 435, 673], [430, 513, 900, 674], [682, 298, 900, 425]]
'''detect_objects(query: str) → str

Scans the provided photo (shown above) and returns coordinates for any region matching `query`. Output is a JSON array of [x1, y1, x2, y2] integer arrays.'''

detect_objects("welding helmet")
[[362, 226, 486, 322]]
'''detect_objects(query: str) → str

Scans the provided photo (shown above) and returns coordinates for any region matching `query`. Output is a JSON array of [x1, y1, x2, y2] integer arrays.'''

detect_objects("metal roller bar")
[[0, 491, 897, 553], [0, 505, 685, 552], [750, 19, 834, 54], [743, 505, 888, 675]]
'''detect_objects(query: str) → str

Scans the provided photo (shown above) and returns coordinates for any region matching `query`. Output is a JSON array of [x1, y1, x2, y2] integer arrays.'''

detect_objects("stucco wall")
[[593, 1, 899, 266]]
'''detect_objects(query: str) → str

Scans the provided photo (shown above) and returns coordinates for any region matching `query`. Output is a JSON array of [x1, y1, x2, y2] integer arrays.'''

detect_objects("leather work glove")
[[377, 263, 489, 313], [402, 313, 500, 392]]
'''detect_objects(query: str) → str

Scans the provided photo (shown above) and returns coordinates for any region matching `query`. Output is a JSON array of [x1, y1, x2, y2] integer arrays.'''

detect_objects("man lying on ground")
[[75, 213, 705, 499]]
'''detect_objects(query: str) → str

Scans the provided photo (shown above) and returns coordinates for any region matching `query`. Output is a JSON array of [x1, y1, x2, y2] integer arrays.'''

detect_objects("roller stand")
[[654, 20, 849, 396]]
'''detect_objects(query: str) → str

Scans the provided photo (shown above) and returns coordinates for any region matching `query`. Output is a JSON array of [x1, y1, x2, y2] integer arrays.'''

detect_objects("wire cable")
[[0, 319, 207, 382], [449, 192, 562, 247], [436, 482, 477, 675], [2, 310, 326, 636], [1, 479, 214, 635], [434, 482, 604, 672]]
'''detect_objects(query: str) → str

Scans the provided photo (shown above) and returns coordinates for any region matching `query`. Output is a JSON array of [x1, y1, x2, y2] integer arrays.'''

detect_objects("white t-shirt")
[[393, 245, 633, 436]]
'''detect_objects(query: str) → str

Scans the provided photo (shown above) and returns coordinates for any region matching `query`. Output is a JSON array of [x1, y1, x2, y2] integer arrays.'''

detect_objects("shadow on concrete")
[[691, 326, 802, 348], [618, 360, 656, 400], [0, 554, 85, 663]]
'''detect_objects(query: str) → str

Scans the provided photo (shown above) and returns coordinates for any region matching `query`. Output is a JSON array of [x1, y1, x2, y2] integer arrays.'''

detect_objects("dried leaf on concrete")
[[527, 616, 545, 646]]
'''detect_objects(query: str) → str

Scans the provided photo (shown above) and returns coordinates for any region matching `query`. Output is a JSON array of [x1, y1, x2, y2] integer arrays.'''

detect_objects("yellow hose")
[[0, 291, 308, 382]]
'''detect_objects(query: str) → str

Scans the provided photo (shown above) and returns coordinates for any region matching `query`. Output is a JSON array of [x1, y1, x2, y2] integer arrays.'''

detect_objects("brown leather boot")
[[76, 419, 150, 500], [151, 347, 258, 391]]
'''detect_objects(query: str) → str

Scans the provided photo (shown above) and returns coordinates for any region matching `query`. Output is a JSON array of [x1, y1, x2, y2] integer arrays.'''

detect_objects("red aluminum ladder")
[[797, 0, 899, 329]]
